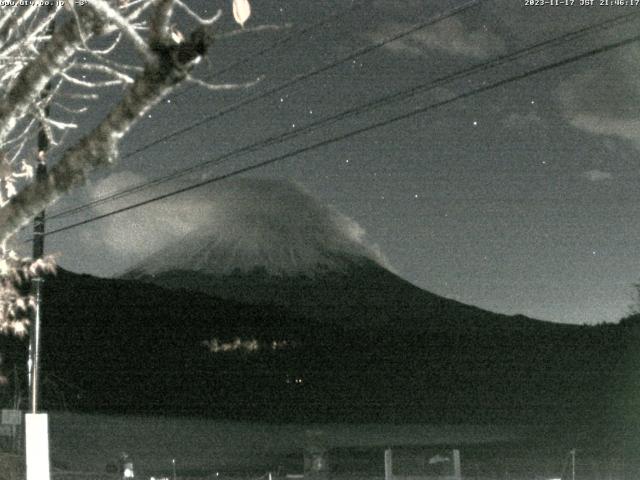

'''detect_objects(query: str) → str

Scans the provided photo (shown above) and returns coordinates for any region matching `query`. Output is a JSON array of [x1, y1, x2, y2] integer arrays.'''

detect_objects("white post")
[[384, 448, 393, 480], [25, 413, 51, 480], [452, 449, 461, 480]]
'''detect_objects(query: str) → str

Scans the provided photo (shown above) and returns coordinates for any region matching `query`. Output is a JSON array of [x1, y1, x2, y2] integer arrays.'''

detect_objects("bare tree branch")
[[149, 0, 176, 45], [186, 74, 263, 91], [0, 0, 260, 333], [0, 3, 40, 46], [0, 25, 213, 241], [91, 0, 154, 62], [60, 71, 128, 88], [175, 1, 222, 26], [69, 62, 135, 84], [0, 7, 105, 145], [0, 6, 58, 60]]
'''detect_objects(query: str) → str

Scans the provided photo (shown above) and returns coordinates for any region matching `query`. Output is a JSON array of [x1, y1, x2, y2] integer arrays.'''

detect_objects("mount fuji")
[[20, 178, 631, 428], [112, 179, 633, 427], [124, 178, 533, 331], [126, 178, 387, 277]]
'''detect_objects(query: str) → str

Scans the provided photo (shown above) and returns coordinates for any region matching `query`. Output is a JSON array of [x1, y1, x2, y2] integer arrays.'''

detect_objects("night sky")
[[34, 0, 640, 325]]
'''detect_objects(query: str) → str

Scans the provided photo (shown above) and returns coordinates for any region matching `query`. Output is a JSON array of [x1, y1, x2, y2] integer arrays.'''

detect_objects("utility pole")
[[570, 449, 576, 480], [25, 99, 51, 480], [29, 157, 46, 413], [25, 7, 54, 480]]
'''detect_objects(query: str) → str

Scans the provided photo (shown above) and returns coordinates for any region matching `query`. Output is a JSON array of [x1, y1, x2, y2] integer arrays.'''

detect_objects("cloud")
[[128, 177, 389, 276], [370, 18, 505, 60], [76, 171, 214, 274], [581, 169, 613, 182], [69, 176, 388, 277], [557, 45, 640, 148], [569, 113, 640, 149]]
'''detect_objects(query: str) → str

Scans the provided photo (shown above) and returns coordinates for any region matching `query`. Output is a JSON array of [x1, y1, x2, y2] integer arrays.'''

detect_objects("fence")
[[384, 448, 461, 480]]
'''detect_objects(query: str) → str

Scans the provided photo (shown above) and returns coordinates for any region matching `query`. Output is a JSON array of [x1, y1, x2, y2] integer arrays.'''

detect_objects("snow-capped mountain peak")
[[126, 178, 386, 277]]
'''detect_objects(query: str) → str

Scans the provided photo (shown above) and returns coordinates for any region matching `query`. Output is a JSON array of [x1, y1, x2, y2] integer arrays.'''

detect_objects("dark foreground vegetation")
[[0, 266, 638, 456]]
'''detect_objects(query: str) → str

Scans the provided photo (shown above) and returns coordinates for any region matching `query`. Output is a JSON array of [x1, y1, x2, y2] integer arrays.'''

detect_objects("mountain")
[[125, 178, 388, 277], [126, 258, 550, 333], [0, 179, 635, 438], [123, 179, 551, 333], [21, 268, 635, 434], [118, 180, 638, 430]]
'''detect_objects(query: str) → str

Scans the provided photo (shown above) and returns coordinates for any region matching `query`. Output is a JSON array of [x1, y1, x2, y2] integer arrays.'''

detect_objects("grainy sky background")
[[34, 0, 640, 325]]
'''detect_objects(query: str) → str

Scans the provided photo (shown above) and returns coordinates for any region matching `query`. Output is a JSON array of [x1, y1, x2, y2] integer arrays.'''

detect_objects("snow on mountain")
[[123, 177, 518, 329], [127, 177, 388, 277], [123, 178, 554, 333]]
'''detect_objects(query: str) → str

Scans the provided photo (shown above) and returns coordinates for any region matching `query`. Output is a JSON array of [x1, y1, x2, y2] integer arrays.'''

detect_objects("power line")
[[115, 1, 479, 158], [43, 2, 364, 222], [46, 9, 640, 222], [48, 0, 479, 221], [37, 30, 640, 240]]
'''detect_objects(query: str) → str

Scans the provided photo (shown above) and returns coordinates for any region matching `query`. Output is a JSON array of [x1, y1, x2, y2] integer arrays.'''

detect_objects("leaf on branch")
[[28, 256, 57, 277], [232, 0, 251, 28], [10, 320, 27, 337], [14, 297, 26, 311], [170, 25, 184, 44]]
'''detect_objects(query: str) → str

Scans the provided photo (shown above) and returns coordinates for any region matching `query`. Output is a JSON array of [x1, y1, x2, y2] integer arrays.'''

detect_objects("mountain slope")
[[127, 257, 556, 334], [3, 179, 633, 431], [122, 180, 554, 332], [123, 178, 387, 277], [0, 268, 629, 432]]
